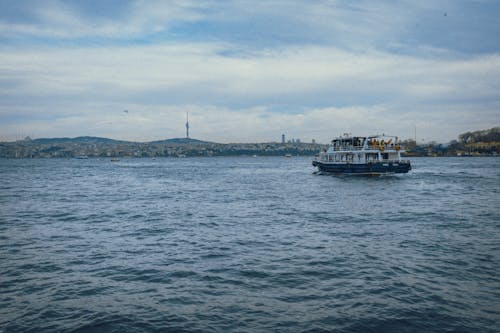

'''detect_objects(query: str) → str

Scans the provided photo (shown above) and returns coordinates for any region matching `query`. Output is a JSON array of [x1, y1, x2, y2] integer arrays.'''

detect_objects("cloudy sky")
[[1, 0, 499, 143]]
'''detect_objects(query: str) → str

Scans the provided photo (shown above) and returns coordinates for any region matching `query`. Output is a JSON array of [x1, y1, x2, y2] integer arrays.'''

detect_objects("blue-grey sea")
[[1, 156, 499, 333]]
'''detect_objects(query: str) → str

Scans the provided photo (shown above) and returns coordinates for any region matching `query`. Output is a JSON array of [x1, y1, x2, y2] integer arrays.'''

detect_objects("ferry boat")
[[312, 134, 411, 175]]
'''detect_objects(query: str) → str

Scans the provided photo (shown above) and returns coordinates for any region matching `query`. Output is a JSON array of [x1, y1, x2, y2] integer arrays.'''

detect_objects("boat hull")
[[312, 160, 411, 175]]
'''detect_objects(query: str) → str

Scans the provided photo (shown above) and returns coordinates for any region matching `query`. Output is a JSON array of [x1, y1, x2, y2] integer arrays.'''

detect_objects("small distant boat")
[[285, 154, 292, 158], [111, 158, 120, 162], [312, 134, 411, 175], [75, 155, 88, 159]]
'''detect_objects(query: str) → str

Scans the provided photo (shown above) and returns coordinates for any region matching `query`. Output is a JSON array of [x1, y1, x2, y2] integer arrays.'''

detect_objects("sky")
[[0, 0, 499, 143]]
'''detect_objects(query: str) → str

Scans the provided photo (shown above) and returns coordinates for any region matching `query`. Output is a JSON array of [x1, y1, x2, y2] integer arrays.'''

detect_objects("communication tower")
[[186, 112, 190, 138]]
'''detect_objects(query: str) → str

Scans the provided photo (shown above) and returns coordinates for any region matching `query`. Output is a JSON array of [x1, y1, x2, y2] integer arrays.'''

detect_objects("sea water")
[[1, 156, 499, 332]]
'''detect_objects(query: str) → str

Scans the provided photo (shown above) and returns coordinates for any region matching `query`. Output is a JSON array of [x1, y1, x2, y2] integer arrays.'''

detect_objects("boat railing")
[[372, 159, 411, 164], [330, 145, 403, 152], [315, 156, 410, 164], [330, 146, 364, 151]]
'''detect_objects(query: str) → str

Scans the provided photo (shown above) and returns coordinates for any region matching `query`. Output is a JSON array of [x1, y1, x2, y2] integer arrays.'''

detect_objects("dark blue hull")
[[312, 160, 411, 174]]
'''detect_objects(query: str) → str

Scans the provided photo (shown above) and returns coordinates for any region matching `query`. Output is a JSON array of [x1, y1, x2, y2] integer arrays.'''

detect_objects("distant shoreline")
[[2, 128, 498, 158], [0, 136, 326, 158]]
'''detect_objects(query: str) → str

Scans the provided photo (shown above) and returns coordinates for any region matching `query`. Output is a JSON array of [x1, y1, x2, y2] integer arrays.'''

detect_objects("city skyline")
[[1, 1, 499, 143]]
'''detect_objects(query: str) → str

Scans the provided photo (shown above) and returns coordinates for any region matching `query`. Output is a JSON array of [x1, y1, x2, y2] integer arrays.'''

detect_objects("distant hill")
[[0, 135, 324, 158], [30, 136, 130, 144], [458, 127, 500, 143], [13, 136, 212, 145], [149, 137, 213, 145]]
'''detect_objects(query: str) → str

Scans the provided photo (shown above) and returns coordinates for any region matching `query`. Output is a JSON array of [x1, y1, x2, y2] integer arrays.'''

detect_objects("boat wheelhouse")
[[312, 134, 411, 175]]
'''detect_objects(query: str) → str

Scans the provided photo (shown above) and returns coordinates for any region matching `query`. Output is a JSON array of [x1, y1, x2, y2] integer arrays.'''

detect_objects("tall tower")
[[186, 112, 190, 139]]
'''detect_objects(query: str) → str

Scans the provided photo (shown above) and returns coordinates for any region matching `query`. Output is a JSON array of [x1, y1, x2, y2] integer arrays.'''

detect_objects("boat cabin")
[[317, 134, 404, 164]]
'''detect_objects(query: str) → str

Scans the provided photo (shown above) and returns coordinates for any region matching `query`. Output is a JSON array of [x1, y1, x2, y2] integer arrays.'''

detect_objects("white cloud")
[[5, 100, 496, 144], [0, 0, 206, 39], [0, 0, 499, 143], [1, 43, 498, 103]]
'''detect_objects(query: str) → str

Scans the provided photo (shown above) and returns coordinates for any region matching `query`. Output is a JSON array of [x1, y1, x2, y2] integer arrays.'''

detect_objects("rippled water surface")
[[1, 157, 499, 332]]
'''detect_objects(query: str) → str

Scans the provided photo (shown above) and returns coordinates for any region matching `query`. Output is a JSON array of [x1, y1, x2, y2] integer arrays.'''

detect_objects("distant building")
[[312, 139, 316, 144], [281, 134, 285, 144]]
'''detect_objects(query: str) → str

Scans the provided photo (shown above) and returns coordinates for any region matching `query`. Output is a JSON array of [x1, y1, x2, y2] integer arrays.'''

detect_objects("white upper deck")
[[315, 134, 407, 164], [326, 134, 404, 154]]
